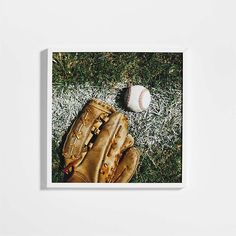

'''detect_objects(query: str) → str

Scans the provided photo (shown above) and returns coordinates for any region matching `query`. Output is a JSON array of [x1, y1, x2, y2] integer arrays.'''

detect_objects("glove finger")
[[63, 99, 115, 167], [76, 112, 128, 183], [120, 134, 134, 152], [67, 172, 88, 183], [111, 147, 140, 183]]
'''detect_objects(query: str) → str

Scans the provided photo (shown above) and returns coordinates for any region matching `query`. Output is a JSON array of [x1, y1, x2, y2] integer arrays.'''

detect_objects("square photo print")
[[47, 49, 184, 188]]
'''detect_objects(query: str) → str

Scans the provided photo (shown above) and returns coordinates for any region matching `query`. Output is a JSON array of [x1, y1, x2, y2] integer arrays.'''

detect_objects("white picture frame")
[[46, 45, 187, 189]]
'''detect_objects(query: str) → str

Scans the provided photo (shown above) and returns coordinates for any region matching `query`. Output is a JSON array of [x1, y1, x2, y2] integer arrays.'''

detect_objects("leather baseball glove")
[[62, 99, 140, 183]]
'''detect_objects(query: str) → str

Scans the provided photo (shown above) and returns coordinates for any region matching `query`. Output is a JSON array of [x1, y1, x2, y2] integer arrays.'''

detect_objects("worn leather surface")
[[63, 99, 140, 183]]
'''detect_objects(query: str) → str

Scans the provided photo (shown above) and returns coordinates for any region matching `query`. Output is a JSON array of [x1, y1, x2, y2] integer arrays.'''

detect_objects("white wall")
[[1, 0, 236, 235]]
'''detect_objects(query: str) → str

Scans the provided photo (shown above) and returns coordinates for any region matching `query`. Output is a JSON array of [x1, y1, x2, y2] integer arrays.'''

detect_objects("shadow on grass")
[[115, 87, 129, 111]]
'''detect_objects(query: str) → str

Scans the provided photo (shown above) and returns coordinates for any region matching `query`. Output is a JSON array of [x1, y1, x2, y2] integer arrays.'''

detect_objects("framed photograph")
[[46, 46, 185, 188]]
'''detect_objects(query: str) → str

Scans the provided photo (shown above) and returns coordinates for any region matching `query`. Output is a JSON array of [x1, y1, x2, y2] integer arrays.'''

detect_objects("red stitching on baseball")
[[138, 89, 148, 111]]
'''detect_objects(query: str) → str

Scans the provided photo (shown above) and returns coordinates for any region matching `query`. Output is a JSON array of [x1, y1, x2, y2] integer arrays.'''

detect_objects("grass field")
[[52, 52, 183, 183]]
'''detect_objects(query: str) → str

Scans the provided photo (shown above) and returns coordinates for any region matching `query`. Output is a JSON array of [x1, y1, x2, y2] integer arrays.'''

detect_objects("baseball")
[[125, 85, 151, 112]]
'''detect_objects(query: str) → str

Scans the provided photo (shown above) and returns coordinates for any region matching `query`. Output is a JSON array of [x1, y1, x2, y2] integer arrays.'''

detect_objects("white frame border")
[[46, 45, 187, 189]]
